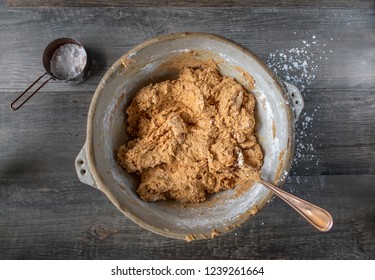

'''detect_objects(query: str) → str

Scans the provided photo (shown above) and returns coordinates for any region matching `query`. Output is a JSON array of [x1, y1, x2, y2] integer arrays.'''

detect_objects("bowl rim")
[[84, 32, 295, 240]]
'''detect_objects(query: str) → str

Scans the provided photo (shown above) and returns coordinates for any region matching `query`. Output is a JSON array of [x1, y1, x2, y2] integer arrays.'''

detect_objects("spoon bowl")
[[261, 179, 333, 232]]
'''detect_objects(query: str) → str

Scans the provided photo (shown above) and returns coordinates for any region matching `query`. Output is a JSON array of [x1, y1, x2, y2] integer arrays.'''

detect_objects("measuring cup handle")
[[10, 72, 54, 110]]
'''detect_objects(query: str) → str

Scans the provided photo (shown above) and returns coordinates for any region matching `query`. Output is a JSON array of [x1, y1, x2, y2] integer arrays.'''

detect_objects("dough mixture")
[[117, 62, 263, 203]]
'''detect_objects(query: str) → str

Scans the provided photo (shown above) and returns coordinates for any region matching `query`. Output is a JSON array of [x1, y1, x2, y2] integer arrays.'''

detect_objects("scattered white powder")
[[237, 149, 244, 166], [266, 32, 333, 184], [50, 43, 87, 80]]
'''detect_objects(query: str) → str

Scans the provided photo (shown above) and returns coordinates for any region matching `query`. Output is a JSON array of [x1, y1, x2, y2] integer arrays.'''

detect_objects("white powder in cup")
[[50, 43, 87, 80]]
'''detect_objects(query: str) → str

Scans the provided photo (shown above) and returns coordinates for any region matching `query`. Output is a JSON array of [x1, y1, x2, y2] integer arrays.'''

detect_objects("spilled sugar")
[[266, 32, 333, 190]]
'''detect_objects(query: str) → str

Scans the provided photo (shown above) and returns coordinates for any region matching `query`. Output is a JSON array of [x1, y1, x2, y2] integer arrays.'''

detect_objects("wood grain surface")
[[0, 1, 374, 259], [5, 0, 375, 8]]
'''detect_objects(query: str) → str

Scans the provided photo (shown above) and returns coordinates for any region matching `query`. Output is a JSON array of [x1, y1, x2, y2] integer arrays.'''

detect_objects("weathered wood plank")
[[2, 87, 374, 177], [290, 88, 375, 176], [4, 0, 375, 8], [0, 7, 373, 92], [0, 175, 374, 259]]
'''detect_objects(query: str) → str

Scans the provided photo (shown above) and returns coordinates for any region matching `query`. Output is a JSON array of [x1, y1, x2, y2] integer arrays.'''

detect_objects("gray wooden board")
[[0, 8, 373, 91], [0, 4, 374, 259], [4, 0, 375, 8], [1, 174, 374, 259]]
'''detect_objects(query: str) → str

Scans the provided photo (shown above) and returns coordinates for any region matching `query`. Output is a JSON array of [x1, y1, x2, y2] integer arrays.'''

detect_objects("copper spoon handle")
[[260, 179, 333, 232]]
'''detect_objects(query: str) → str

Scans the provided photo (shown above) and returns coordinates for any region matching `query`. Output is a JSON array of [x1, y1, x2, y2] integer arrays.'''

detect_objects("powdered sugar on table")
[[266, 32, 334, 191]]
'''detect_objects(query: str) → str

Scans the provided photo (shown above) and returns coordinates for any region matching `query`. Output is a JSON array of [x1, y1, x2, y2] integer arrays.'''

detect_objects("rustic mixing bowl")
[[75, 32, 303, 240]]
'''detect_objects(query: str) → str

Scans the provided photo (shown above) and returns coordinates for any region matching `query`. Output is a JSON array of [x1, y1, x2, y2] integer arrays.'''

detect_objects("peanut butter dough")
[[117, 63, 263, 203]]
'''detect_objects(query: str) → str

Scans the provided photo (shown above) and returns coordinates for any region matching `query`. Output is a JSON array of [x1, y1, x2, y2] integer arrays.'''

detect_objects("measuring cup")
[[11, 38, 91, 110]]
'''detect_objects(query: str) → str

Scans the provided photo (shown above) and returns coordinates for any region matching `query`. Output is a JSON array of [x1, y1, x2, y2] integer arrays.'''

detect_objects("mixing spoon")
[[260, 179, 333, 232]]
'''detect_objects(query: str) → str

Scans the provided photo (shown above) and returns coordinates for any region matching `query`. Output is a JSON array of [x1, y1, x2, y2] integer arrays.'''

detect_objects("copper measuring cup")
[[11, 38, 91, 110]]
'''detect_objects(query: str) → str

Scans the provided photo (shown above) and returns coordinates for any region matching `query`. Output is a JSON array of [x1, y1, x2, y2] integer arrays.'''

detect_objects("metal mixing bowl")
[[75, 32, 303, 240]]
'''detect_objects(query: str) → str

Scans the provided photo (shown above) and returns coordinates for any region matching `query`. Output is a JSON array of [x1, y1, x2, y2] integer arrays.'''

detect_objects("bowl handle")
[[75, 143, 98, 189], [283, 81, 304, 121]]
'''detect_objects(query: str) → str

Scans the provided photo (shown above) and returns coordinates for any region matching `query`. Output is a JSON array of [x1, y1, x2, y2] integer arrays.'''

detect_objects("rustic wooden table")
[[0, 0, 374, 259]]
